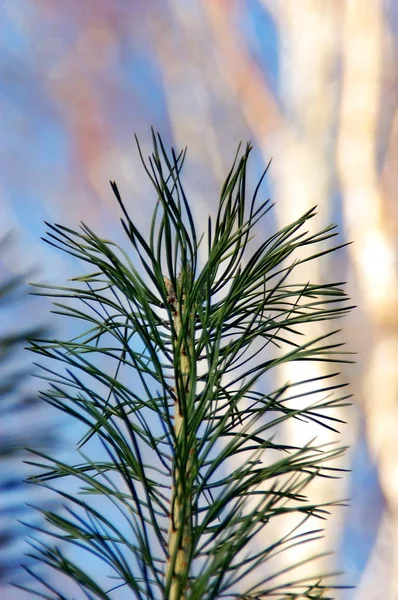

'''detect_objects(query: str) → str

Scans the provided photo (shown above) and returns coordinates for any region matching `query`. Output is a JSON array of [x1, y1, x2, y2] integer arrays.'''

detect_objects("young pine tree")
[[19, 134, 352, 599]]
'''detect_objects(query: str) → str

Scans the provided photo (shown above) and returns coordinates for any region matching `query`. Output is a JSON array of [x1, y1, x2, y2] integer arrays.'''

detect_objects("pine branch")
[[19, 132, 354, 599]]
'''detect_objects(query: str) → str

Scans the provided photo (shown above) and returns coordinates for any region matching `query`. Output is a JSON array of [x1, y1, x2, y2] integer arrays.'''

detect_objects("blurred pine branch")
[[0, 237, 53, 583]]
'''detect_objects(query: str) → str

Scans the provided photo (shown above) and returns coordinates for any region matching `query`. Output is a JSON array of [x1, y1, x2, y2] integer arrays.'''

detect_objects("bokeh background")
[[1, 0, 397, 598]]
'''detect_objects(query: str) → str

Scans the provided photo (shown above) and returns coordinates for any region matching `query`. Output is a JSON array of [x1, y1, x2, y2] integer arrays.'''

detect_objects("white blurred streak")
[[365, 339, 398, 501], [336, 1, 398, 598], [336, 0, 398, 316], [266, 0, 346, 581], [272, 0, 339, 217], [206, 0, 349, 586]]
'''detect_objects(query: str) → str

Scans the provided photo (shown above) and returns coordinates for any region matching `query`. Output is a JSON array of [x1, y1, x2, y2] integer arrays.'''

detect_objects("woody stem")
[[166, 297, 194, 600]]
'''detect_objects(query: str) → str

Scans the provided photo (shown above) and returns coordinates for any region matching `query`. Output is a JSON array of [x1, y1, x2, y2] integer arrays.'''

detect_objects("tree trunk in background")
[[206, 0, 349, 587], [264, 0, 345, 581], [337, 1, 398, 598]]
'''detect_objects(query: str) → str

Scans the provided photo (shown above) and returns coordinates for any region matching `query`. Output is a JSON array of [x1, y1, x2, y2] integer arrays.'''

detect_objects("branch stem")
[[167, 285, 194, 600]]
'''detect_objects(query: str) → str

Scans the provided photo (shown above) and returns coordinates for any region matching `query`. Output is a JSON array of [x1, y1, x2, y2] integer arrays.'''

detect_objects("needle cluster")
[[18, 133, 353, 599]]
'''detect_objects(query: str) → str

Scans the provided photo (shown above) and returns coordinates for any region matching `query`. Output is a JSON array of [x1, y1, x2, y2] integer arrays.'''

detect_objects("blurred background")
[[0, 0, 397, 598]]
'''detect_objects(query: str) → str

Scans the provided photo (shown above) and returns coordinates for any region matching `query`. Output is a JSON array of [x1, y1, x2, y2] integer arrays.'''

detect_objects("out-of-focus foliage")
[[0, 236, 55, 583]]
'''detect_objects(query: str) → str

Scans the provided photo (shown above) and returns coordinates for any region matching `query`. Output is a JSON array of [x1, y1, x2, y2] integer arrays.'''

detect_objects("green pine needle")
[[20, 132, 354, 599]]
